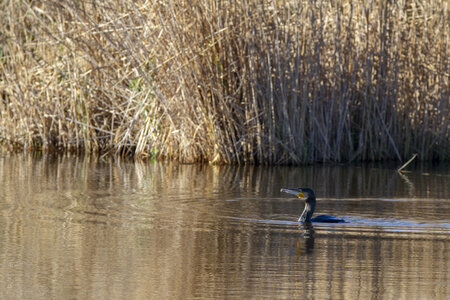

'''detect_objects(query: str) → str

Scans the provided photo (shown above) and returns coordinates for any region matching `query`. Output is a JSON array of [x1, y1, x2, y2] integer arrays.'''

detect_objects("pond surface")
[[0, 154, 448, 299]]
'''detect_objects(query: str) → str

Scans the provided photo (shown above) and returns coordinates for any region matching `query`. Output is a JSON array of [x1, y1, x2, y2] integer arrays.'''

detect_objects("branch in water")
[[398, 153, 418, 172]]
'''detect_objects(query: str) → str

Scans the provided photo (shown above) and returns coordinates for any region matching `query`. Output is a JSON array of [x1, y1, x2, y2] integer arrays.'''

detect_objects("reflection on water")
[[0, 154, 448, 299]]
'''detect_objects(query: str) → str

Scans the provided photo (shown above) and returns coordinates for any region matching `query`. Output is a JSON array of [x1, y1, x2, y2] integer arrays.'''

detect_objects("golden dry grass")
[[0, 0, 448, 163]]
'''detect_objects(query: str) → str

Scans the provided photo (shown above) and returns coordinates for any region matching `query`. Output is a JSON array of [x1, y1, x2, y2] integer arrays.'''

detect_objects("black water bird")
[[280, 187, 345, 223]]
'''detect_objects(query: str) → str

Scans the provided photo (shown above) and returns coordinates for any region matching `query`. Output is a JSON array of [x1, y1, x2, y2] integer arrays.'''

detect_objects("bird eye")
[[298, 192, 304, 198]]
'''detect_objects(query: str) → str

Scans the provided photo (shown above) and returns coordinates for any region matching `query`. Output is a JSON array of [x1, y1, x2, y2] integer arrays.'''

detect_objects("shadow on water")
[[0, 153, 448, 299]]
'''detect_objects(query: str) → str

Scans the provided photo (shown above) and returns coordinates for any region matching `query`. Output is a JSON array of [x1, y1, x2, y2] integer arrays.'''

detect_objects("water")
[[0, 154, 448, 299]]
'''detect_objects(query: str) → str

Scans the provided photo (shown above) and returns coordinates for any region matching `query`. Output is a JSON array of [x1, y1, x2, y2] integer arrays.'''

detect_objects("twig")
[[397, 153, 418, 172]]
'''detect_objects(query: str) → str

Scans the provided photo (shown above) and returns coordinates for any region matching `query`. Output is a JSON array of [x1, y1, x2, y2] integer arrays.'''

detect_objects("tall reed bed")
[[0, 0, 448, 163]]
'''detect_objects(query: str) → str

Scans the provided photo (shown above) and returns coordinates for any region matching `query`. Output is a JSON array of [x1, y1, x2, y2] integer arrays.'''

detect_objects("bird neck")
[[298, 197, 316, 223]]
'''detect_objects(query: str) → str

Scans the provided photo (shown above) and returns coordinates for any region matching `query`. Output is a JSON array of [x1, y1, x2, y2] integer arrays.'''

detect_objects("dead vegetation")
[[0, 0, 448, 163]]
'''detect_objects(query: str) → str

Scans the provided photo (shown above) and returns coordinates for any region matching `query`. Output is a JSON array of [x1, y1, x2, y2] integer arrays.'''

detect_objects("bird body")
[[281, 187, 345, 223], [309, 214, 345, 223]]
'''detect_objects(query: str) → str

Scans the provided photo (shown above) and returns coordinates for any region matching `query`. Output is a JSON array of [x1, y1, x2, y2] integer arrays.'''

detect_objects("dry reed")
[[0, 0, 448, 164]]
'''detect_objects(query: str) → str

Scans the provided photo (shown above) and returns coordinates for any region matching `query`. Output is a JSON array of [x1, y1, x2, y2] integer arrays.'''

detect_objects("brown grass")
[[0, 0, 448, 163]]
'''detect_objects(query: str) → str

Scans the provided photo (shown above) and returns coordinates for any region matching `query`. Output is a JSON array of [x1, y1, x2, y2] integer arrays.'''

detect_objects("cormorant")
[[280, 187, 345, 223]]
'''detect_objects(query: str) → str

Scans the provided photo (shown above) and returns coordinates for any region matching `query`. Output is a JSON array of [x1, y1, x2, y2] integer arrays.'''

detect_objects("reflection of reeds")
[[0, 1, 448, 163]]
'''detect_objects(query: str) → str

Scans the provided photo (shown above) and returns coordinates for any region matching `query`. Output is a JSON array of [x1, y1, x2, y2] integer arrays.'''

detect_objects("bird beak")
[[280, 188, 304, 198]]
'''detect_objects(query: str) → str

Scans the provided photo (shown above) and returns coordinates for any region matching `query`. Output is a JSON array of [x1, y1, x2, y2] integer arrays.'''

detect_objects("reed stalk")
[[0, 0, 448, 163]]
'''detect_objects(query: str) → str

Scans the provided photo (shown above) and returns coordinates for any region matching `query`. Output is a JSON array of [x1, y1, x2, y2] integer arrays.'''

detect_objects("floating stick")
[[397, 153, 418, 172]]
